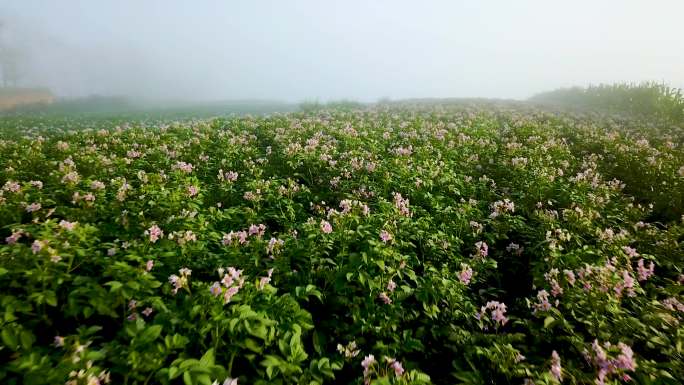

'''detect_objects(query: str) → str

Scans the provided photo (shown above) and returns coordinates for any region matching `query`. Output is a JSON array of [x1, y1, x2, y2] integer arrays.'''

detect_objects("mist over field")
[[1, 0, 684, 102]]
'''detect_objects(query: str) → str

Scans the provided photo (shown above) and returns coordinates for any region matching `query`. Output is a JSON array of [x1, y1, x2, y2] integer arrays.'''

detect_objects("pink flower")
[[187, 185, 199, 197], [25, 202, 42, 213], [636, 259, 654, 281], [221, 273, 233, 287], [210, 282, 222, 297], [491, 307, 507, 324], [361, 354, 376, 375], [662, 297, 684, 312], [320, 220, 333, 234], [390, 360, 405, 377], [219, 267, 244, 303], [142, 307, 153, 317], [563, 270, 576, 286], [61, 171, 80, 184], [243, 191, 258, 201], [173, 161, 194, 173], [361, 204, 370, 216], [474, 241, 488, 258], [223, 286, 239, 303], [340, 199, 353, 214], [478, 301, 508, 326], [266, 237, 284, 256], [379, 292, 392, 304], [459, 264, 473, 285], [169, 268, 191, 294], [169, 275, 181, 294], [393, 145, 413, 156], [31, 240, 44, 254], [392, 192, 411, 217], [258, 268, 274, 290], [490, 199, 515, 218], [59, 220, 77, 231], [615, 270, 636, 297], [218, 169, 239, 182], [3, 181, 21, 193], [532, 290, 553, 313], [616, 343, 636, 371], [550, 279, 563, 297], [588, 340, 637, 383], [5, 230, 23, 245], [248, 224, 266, 237], [550, 351, 562, 382], [127, 150, 141, 158], [222, 232, 235, 245], [622, 246, 638, 258], [387, 280, 397, 292], [237, 231, 248, 244], [379, 230, 392, 243], [146, 225, 163, 243], [174, 230, 197, 245], [469, 221, 483, 233], [145, 260, 154, 272]]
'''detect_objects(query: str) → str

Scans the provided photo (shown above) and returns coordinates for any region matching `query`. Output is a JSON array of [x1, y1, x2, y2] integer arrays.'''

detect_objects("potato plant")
[[0, 104, 682, 384]]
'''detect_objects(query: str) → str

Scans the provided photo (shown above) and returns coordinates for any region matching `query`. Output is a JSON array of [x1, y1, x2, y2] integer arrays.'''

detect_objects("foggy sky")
[[1, 0, 683, 102]]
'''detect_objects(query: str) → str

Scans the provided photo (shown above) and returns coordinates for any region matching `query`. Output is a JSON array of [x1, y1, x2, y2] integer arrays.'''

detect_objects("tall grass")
[[299, 99, 365, 113], [530, 82, 684, 123]]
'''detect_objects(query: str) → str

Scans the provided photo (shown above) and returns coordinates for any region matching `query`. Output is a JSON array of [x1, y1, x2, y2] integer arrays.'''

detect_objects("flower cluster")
[[222, 224, 266, 245], [169, 268, 192, 295], [583, 340, 637, 384], [477, 300, 508, 327], [336, 341, 360, 359], [392, 192, 411, 217], [490, 198, 515, 218]]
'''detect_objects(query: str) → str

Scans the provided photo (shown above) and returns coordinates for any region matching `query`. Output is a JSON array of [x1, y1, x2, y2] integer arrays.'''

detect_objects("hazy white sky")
[[1, 0, 683, 101]]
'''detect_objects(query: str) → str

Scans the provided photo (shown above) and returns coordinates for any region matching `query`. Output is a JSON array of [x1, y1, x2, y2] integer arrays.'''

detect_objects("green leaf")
[[196, 373, 212, 385], [199, 348, 215, 367], [169, 366, 180, 379], [20, 330, 35, 349], [44, 290, 58, 307], [244, 338, 263, 353], [543, 316, 555, 329], [139, 325, 163, 343], [105, 281, 123, 292], [183, 371, 193, 385], [1, 328, 18, 350]]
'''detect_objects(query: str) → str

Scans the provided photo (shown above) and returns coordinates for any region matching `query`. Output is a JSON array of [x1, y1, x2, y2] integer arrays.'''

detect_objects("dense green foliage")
[[530, 83, 684, 124], [0, 104, 683, 385]]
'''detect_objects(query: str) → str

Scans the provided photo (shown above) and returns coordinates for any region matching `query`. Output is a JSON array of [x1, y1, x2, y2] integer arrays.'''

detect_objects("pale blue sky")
[[1, 0, 683, 101]]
